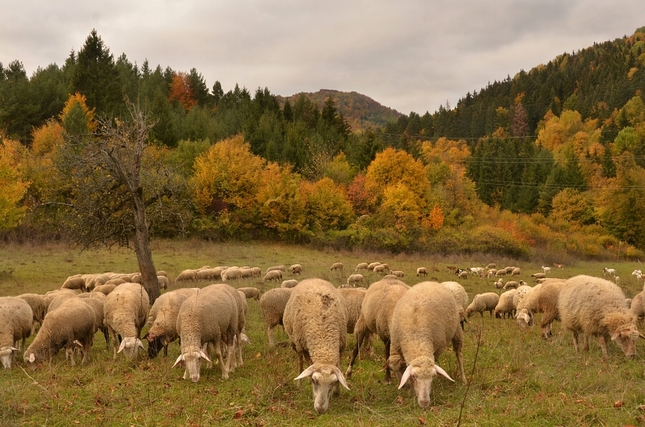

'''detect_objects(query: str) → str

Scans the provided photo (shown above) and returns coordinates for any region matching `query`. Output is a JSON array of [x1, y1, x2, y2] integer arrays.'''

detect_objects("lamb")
[[603, 267, 616, 277], [416, 267, 428, 277], [281, 279, 299, 288], [259, 287, 293, 347], [338, 287, 368, 334], [558, 275, 643, 357], [346, 277, 410, 383], [283, 278, 349, 414], [494, 289, 518, 319], [465, 292, 500, 318], [289, 264, 303, 275], [264, 270, 283, 282], [494, 278, 504, 289], [173, 286, 239, 381], [388, 281, 467, 408], [24, 298, 95, 367], [146, 288, 200, 357], [0, 296, 33, 368], [346, 273, 364, 287], [104, 282, 150, 361], [330, 262, 344, 272], [17, 293, 47, 330], [542, 266, 551, 275], [238, 287, 261, 301], [355, 262, 369, 272], [515, 279, 566, 337]]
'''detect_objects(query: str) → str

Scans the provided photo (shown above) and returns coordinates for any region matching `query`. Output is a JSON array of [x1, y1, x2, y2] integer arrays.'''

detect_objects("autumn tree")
[[169, 72, 197, 111], [59, 93, 96, 138], [0, 137, 29, 230], [301, 177, 354, 232]]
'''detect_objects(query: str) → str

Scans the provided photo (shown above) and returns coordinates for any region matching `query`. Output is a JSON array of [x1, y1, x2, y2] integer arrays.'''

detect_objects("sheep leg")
[[572, 331, 580, 352], [346, 327, 366, 379], [267, 326, 275, 347], [596, 335, 608, 357], [384, 339, 392, 384], [452, 334, 467, 384]]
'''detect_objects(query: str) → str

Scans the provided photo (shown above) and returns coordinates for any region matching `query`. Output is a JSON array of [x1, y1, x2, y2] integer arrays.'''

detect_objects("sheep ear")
[[332, 366, 350, 390], [294, 364, 316, 381], [117, 340, 127, 353], [28, 353, 35, 363], [434, 364, 455, 382], [73, 340, 83, 348], [136, 339, 144, 350], [10, 347, 19, 353], [199, 350, 211, 363], [398, 365, 413, 389], [172, 354, 184, 368]]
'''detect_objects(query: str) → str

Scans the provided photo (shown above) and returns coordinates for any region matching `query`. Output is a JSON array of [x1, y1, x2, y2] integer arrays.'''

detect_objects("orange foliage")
[[59, 93, 97, 133], [169, 72, 197, 111], [347, 173, 370, 215]]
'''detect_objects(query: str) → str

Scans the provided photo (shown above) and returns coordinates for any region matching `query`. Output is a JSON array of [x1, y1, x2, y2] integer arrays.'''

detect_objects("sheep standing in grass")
[[416, 267, 428, 277], [104, 282, 150, 361], [259, 288, 293, 347], [465, 293, 500, 318], [439, 281, 469, 327], [17, 293, 47, 331], [173, 287, 238, 381], [355, 262, 369, 272], [346, 277, 410, 383], [281, 279, 298, 288], [146, 288, 200, 357], [330, 262, 344, 273], [558, 275, 643, 357], [338, 287, 367, 334], [283, 278, 349, 414], [0, 297, 33, 368], [264, 270, 283, 282], [515, 279, 566, 337], [346, 274, 364, 287], [289, 264, 302, 275], [238, 287, 261, 301], [389, 281, 467, 408], [24, 298, 95, 368], [494, 289, 518, 319]]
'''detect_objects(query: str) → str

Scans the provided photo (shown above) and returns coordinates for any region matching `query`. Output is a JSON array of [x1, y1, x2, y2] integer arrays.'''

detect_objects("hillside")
[[276, 89, 402, 131]]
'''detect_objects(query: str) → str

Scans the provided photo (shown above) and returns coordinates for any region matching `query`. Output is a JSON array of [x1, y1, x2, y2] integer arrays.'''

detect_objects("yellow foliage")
[[301, 177, 354, 231], [379, 183, 422, 234], [0, 138, 30, 229], [59, 93, 97, 134], [31, 120, 65, 156]]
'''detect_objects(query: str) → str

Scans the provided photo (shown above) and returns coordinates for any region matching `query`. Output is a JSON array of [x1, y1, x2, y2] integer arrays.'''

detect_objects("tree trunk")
[[132, 187, 160, 304]]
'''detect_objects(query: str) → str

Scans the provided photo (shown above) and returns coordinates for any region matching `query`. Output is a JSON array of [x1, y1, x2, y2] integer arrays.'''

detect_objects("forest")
[[1, 27, 645, 261]]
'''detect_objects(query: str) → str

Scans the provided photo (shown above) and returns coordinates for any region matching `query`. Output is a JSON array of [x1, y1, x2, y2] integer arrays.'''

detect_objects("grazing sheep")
[[602, 267, 616, 277], [238, 287, 261, 301], [355, 262, 369, 272], [515, 279, 566, 337], [17, 293, 47, 330], [531, 272, 546, 279], [346, 277, 410, 383], [630, 291, 645, 323], [512, 284, 532, 308], [439, 281, 469, 326], [346, 274, 364, 287], [264, 270, 283, 282], [289, 264, 303, 275], [487, 269, 497, 278], [283, 278, 349, 414], [222, 267, 242, 281], [0, 297, 33, 368], [389, 281, 467, 408], [494, 289, 518, 319], [175, 269, 197, 282], [503, 280, 519, 290], [367, 262, 381, 271], [146, 288, 200, 357], [61, 274, 85, 291], [558, 275, 643, 357], [416, 267, 428, 277], [281, 279, 298, 288], [391, 270, 405, 278], [373, 264, 389, 275], [495, 269, 506, 277], [92, 284, 117, 296], [173, 286, 239, 381], [510, 267, 521, 276], [266, 265, 286, 274], [104, 282, 150, 361], [259, 288, 293, 347], [330, 262, 344, 272], [494, 278, 504, 289], [465, 293, 500, 318], [457, 270, 468, 280], [82, 297, 109, 350], [486, 263, 496, 269], [24, 298, 95, 368]]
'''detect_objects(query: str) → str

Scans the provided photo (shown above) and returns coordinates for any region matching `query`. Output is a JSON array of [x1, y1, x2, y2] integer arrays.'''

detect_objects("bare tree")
[[60, 101, 165, 303]]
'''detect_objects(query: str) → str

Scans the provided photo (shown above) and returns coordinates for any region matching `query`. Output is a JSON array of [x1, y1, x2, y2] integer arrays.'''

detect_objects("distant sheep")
[[391, 270, 405, 278], [238, 287, 261, 301], [367, 262, 381, 271], [542, 266, 551, 275], [283, 278, 349, 414], [558, 275, 643, 357], [510, 267, 521, 276], [330, 262, 344, 272], [355, 262, 369, 272], [602, 267, 616, 277], [281, 279, 298, 288], [503, 280, 519, 290], [264, 270, 283, 282], [266, 265, 286, 274], [175, 269, 197, 282], [221, 267, 242, 281], [346, 274, 364, 287], [531, 272, 546, 279], [289, 264, 302, 275], [416, 267, 428, 277]]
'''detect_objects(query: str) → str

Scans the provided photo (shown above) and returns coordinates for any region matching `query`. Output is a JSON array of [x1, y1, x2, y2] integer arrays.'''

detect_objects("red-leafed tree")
[[168, 72, 197, 111]]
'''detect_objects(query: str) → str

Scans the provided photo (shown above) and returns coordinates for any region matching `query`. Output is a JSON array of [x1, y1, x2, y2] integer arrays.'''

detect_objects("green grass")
[[1, 240, 645, 426]]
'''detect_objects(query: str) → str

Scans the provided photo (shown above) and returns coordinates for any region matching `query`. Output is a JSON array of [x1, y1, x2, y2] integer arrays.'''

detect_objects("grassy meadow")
[[1, 239, 645, 426]]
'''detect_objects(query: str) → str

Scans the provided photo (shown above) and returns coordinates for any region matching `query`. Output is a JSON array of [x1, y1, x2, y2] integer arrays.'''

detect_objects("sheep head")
[[173, 349, 211, 382], [117, 337, 145, 360], [609, 319, 643, 358], [0, 346, 18, 369], [398, 356, 454, 408], [515, 309, 534, 329], [294, 363, 349, 414]]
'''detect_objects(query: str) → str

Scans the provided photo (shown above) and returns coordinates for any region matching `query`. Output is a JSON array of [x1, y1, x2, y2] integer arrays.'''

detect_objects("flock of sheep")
[[1, 260, 645, 415]]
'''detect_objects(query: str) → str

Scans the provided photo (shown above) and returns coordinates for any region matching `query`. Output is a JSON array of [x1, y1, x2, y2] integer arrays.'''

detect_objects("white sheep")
[[104, 282, 150, 361], [92, 283, 117, 296], [221, 267, 242, 281], [630, 290, 645, 323], [61, 274, 85, 291], [510, 267, 521, 276], [465, 292, 500, 318], [266, 265, 286, 274], [330, 262, 344, 272], [17, 293, 47, 331], [146, 288, 200, 357], [542, 266, 551, 275], [289, 264, 302, 275], [259, 288, 293, 347], [346, 273, 364, 287], [238, 287, 261, 301], [0, 296, 33, 368], [515, 279, 566, 337], [494, 289, 518, 319], [389, 281, 467, 408], [175, 269, 197, 282], [439, 281, 469, 327], [337, 287, 368, 334], [281, 279, 298, 288], [283, 278, 349, 414], [558, 275, 644, 357], [367, 262, 381, 271], [391, 270, 405, 278], [531, 272, 546, 280], [173, 286, 239, 381], [503, 280, 519, 290], [355, 262, 369, 272], [416, 267, 428, 277], [264, 270, 283, 282], [346, 277, 410, 383], [603, 267, 616, 277], [24, 297, 95, 367]]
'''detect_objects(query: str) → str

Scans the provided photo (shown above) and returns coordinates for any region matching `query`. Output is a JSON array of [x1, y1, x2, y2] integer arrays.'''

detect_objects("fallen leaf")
[[614, 400, 624, 408], [418, 416, 427, 425], [233, 409, 244, 419]]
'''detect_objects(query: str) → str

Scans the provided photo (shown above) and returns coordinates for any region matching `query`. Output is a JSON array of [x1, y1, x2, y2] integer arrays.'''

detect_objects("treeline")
[[2, 29, 645, 261]]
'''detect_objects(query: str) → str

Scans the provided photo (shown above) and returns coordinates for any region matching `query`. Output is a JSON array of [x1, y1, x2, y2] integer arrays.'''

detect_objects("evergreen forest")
[[2, 27, 645, 261]]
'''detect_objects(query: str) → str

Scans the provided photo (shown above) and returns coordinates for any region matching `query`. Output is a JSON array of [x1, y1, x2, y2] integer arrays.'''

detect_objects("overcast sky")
[[2, 1, 644, 114]]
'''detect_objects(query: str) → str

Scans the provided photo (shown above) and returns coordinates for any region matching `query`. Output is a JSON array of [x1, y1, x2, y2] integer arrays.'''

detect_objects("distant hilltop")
[[276, 89, 402, 131]]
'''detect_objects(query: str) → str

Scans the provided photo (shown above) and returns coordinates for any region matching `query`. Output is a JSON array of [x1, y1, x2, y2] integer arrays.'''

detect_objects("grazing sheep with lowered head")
[[0, 296, 33, 368], [104, 282, 150, 361]]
